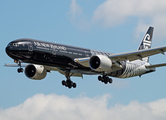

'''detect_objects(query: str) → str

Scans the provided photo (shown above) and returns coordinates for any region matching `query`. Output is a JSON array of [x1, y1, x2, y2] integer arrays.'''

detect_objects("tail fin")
[[137, 26, 154, 62]]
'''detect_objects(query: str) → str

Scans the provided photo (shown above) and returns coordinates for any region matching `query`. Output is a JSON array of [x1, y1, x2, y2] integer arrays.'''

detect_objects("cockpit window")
[[8, 42, 31, 47], [7, 43, 13, 46], [7, 43, 19, 47]]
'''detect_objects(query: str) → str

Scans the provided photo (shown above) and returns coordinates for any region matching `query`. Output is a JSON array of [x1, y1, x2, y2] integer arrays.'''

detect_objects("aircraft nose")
[[5, 46, 10, 55], [5, 43, 12, 55]]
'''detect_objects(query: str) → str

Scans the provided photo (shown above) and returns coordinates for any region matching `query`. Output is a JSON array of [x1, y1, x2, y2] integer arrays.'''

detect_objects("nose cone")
[[5, 46, 10, 55], [5, 43, 13, 57], [5, 43, 16, 60]]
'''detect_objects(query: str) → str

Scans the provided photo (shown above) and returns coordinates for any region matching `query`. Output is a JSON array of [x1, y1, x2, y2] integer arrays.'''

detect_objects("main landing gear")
[[62, 79, 76, 89], [98, 75, 113, 84], [61, 71, 77, 89]]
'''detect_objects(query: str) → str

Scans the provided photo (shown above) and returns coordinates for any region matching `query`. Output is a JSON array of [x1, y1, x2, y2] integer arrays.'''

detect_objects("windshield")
[[7, 42, 31, 47]]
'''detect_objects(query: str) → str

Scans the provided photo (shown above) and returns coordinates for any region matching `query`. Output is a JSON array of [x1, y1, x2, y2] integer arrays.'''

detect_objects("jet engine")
[[89, 55, 112, 72], [25, 64, 47, 80]]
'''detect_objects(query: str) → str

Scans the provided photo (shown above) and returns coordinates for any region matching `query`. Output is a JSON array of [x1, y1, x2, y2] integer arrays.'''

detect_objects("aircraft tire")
[[17, 69, 20, 73], [20, 68, 23, 72], [17, 68, 23, 73], [109, 78, 113, 83], [98, 76, 102, 81], [73, 83, 76, 88], [68, 85, 72, 89], [62, 80, 66, 86]]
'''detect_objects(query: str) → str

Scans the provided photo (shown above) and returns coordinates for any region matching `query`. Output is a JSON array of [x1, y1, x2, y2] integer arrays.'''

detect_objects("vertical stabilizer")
[[138, 27, 154, 62]]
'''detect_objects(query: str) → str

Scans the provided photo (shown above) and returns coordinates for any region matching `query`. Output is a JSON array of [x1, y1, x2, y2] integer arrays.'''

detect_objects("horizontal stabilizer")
[[146, 63, 166, 68]]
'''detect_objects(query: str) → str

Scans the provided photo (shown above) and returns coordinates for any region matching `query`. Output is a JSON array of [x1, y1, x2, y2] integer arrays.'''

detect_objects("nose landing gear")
[[15, 60, 24, 73]]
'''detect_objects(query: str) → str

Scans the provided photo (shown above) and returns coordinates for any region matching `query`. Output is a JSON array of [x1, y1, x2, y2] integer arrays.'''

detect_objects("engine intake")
[[25, 64, 47, 80], [89, 55, 112, 72]]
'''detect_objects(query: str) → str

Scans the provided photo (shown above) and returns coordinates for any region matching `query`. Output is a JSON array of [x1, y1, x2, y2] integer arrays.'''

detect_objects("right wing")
[[4, 63, 27, 67]]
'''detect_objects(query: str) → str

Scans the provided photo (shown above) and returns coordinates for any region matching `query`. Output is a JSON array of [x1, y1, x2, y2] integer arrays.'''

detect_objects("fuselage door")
[[28, 43, 33, 51], [52, 48, 56, 55]]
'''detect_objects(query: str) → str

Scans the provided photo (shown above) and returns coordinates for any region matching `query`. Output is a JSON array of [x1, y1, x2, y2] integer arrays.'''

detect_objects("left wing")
[[108, 45, 166, 62], [74, 57, 90, 67]]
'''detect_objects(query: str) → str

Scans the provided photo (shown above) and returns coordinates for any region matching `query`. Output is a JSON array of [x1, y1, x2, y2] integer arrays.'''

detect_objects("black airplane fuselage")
[[6, 38, 128, 77]]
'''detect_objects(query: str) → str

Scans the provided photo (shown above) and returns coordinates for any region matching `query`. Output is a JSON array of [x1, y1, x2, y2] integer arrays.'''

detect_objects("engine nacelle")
[[25, 64, 47, 80], [89, 55, 112, 72]]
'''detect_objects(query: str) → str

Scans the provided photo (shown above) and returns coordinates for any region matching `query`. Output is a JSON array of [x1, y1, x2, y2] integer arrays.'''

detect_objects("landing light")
[[14, 60, 18, 63]]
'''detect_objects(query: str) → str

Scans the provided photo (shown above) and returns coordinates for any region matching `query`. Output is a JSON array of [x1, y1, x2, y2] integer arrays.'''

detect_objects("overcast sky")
[[1, 0, 166, 120]]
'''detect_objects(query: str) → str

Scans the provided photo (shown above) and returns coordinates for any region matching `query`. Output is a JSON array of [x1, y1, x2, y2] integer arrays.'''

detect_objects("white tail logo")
[[143, 34, 151, 50]]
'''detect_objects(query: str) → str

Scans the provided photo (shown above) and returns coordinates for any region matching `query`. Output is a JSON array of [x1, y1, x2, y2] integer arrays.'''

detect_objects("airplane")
[[5, 27, 166, 89]]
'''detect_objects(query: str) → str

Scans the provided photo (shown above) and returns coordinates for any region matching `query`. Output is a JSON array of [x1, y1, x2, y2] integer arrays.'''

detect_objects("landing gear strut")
[[98, 75, 113, 84], [15, 60, 24, 73], [62, 71, 77, 89]]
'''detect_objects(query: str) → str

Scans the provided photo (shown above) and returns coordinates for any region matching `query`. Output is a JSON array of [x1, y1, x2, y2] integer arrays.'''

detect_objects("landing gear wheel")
[[104, 77, 109, 84], [20, 68, 23, 72], [98, 76, 102, 81], [62, 79, 77, 89], [109, 78, 113, 83], [98, 75, 113, 84], [73, 83, 76, 88], [17, 69, 20, 73], [62, 80, 66, 86], [17, 68, 23, 73], [68, 85, 72, 89]]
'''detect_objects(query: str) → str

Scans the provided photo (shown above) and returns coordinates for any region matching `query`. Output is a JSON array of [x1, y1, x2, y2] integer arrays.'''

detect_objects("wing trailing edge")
[[108, 45, 166, 62]]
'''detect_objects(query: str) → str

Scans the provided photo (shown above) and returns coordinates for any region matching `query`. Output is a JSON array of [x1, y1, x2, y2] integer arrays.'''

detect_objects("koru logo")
[[143, 34, 151, 49], [145, 34, 150, 41], [143, 34, 151, 43]]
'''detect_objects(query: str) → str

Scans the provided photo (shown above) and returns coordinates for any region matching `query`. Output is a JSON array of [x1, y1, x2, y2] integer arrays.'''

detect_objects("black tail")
[[137, 26, 154, 62]]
